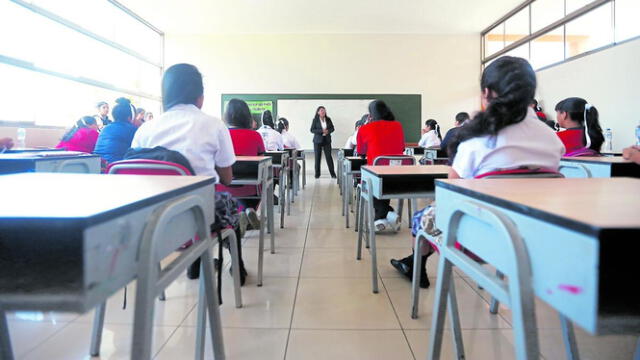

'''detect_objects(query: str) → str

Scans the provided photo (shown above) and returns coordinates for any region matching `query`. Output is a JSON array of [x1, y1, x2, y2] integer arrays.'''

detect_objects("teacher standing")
[[310, 106, 337, 178]]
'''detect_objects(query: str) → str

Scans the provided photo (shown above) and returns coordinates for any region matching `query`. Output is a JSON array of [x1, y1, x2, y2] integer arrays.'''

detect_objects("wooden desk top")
[[0, 173, 215, 225], [437, 178, 640, 235], [363, 165, 450, 176], [235, 156, 271, 162], [561, 156, 634, 165]]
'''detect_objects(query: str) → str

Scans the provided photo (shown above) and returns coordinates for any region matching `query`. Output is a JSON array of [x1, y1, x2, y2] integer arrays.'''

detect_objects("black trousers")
[[314, 141, 336, 177], [373, 198, 393, 220]]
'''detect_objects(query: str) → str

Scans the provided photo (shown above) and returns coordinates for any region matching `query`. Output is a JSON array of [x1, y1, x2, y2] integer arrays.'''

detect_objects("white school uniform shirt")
[[281, 129, 301, 149], [131, 104, 236, 181], [418, 130, 441, 148], [257, 125, 284, 151], [452, 107, 565, 179], [344, 130, 358, 149]]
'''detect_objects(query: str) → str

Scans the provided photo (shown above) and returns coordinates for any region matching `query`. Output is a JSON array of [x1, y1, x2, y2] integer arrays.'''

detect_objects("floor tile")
[[406, 329, 517, 360], [7, 320, 68, 358], [538, 328, 639, 360], [292, 278, 400, 330], [240, 247, 304, 278], [286, 329, 413, 360]]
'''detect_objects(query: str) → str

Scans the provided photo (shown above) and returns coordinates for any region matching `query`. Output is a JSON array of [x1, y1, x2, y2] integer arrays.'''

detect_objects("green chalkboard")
[[221, 94, 422, 142]]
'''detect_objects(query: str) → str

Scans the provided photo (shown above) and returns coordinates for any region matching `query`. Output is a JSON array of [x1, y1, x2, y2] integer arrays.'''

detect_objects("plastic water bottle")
[[636, 124, 640, 146], [16, 128, 26, 148], [604, 128, 613, 152]]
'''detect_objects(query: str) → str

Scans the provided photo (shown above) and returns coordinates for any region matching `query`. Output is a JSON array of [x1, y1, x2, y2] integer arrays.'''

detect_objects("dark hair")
[[162, 63, 204, 111], [96, 101, 108, 109], [368, 100, 395, 121], [225, 98, 253, 129], [455, 112, 470, 124], [532, 99, 542, 112], [277, 117, 289, 133], [555, 97, 604, 152], [61, 116, 97, 142], [112, 97, 135, 123], [261, 110, 274, 128], [312, 106, 331, 123], [449, 56, 537, 159], [425, 119, 442, 141]]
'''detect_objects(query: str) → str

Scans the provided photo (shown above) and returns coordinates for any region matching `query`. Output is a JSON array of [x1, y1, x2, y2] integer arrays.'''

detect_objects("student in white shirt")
[[131, 63, 248, 284], [418, 119, 442, 148], [277, 117, 301, 149], [391, 56, 565, 289], [257, 110, 284, 151], [343, 116, 366, 150]]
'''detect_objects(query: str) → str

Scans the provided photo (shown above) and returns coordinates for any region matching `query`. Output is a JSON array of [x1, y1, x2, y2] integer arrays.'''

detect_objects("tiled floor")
[[6, 169, 640, 359]]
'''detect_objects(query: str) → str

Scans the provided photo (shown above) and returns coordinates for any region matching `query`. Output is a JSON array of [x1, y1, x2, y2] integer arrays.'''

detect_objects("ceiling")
[[122, 0, 524, 35]]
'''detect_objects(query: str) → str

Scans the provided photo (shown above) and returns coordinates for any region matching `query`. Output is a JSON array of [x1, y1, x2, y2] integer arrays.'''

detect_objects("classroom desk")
[[359, 165, 449, 293], [560, 156, 640, 178], [231, 156, 275, 287], [434, 178, 640, 337], [342, 156, 367, 228], [2, 147, 63, 153], [0, 173, 225, 359], [0, 151, 101, 174]]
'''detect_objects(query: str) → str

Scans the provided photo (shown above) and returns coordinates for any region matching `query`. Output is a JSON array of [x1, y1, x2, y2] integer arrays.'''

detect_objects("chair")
[[265, 151, 290, 229], [296, 150, 306, 190], [564, 148, 601, 157], [338, 148, 355, 193]]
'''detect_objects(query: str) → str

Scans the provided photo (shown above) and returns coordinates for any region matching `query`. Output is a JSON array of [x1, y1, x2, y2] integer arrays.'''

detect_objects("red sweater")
[[217, 128, 265, 198], [56, 127, 99, 153], [557, 128, 585, 154], [357, 120, 405, 165]]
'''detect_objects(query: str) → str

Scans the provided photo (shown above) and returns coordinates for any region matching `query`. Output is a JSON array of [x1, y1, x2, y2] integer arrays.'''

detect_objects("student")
[[391, 56, 564, 288], [56, 116, 99, 153], [344, 118, 365, 150], [257, 110, 284, 151], [555, 97, 604, 155], [94, 101, 112, 129], [356, 100, 405, 232], [93, 98, 138, 163], [532, 100, 557, 130], [418, 119, 442, 148], [131, 63, 247, 284], [133, 107, 146, 127], [440, 112, 469, 155], [277, 118, 302, 149]]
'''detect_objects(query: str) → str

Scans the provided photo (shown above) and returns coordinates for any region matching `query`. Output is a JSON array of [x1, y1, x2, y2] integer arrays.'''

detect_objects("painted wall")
[[164, 33, 482, 136], [536, 38, 640, 151]]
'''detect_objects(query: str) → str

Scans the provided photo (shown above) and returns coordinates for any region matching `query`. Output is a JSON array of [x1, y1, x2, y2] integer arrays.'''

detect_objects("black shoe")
[[315, 175, 320, 179], [229, 262, 248, 286], [187, 258, 201, 279], [390, 254, 431, 289], [330, 174, 337, 179]]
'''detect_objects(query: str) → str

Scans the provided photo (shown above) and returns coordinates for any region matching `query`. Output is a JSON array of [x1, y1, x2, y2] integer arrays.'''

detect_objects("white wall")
[[536, 39, 640, 151], [163, 33, 481, 138]]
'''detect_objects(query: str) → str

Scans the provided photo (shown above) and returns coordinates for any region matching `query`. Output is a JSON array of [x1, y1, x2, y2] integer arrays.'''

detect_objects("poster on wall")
[[223, 100, 274, 125]]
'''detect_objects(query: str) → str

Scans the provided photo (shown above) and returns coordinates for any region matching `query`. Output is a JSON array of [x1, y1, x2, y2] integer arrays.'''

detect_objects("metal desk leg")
[[302, 157, 306, 189], [560, 314, 580, 360], [90, 302, 107, 356], [367, 181, 379, 294], [226, 229, 243, 308], [0, 308, 15, 360], [280, 169, 286, 227], [356, 186, 366, 260], [346, 173, 351, 228], [200, 248, 226, 360], [354, 185, 360, 232], [195, 272, 207, 360], [408, 199, 414, 228], [258, 178, 266, 287], [270, 178, 276, 253], [489, 270, 505, 314], [411, 234, 423, 319], [397, 198, 404, 225], [159, 262, 167, 301]]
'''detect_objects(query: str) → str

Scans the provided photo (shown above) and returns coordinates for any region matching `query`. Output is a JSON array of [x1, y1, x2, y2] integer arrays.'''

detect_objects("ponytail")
[[425, 119, 442, 141], [277, 117, 289, 133], [448, 56, 536, 160], [555, 97, 604, 152], [112, 97, 136, 123]]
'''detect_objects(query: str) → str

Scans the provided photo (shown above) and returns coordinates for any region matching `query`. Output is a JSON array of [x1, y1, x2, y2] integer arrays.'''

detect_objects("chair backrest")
[[107, 159, 192, 176], [475, 168, 564, 179], [373, 155, 416, 166], [564, 147, 601, 158]]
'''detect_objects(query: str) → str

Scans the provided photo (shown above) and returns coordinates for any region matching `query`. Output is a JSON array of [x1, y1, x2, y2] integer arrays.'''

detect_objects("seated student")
[[277, 118, 302, 149], [131, 64, 248, 284], [94, 101, 112, 129], [391, 56, 565, 288], [93, 98, 138, 163], [344, 117, 366, 150], [221, 98, 265, 228], [356, 100, 405, 232], [555, 97, 604, 156], [418, 119, 442, 148], [133, 107, 146, 128], [440, 112, 469, 155], [56, 116, 99, 153], [532, 99, 556, 129], [257, 110, 284, 151]]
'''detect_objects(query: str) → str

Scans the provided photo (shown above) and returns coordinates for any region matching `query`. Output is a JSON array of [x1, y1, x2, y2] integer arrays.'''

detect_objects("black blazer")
[[310, 117, 335, 144]]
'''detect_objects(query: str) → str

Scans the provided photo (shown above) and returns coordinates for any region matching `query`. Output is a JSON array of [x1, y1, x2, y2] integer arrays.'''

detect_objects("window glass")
[[530, 27, 565, 69], [505, 6, 530, 45], [531, 0, 564, 32], [506, 43, 530, 60], [565, 3, 613, 58], [566, 0, 593, 14], [615, 0, 640, 42], [484, 23, 505, 59]]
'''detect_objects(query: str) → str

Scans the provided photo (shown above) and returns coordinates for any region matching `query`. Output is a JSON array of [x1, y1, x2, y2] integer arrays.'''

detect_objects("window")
[[0, 0, 162, 127], [482, 0, 639, 71], [615, 0, 640, 42]]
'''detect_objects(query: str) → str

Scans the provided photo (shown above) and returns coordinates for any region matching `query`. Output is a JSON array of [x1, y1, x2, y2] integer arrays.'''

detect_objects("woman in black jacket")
[[309, 106, 337, 178]]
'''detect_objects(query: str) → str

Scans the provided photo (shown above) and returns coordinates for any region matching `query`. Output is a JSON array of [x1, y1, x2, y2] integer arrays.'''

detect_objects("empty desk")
[[560, 156, 640, 178], [0, 151, 101, 174]]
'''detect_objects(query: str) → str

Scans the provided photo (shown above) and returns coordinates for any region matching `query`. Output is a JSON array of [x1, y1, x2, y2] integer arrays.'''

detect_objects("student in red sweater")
[[357, 100, 405, 232], [555, 97, 604, 155], [220, 98, 266, 228], [56, 116, 99, 153]]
